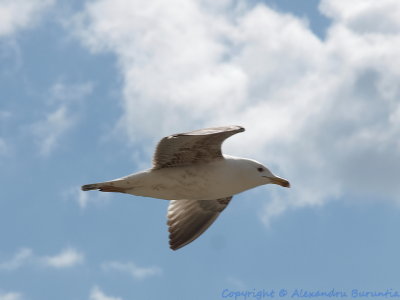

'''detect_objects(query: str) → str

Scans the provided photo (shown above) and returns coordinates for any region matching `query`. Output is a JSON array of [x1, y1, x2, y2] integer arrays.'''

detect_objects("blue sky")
[[1, 0, 400, 299]]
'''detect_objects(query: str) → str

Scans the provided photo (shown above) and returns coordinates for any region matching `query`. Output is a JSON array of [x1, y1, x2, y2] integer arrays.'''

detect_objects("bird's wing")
[[167, 197, 232, 250], [152, 125, 244, 169]]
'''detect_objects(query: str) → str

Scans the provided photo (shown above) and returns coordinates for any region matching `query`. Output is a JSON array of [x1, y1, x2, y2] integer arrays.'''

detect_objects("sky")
[[1, 0, 400, 299]]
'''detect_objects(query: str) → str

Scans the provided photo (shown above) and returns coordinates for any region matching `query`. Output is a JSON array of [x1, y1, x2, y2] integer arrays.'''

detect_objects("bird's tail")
[[81, 181, 127, 193], [81, 183, 103, 191]]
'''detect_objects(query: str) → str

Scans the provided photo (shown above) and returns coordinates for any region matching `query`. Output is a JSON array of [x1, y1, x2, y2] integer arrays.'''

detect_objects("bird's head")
[[244, 158, 290, 188]]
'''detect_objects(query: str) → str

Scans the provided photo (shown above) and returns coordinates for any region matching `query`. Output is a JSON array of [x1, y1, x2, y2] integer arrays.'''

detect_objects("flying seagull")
[[81, 125, 289, 250]]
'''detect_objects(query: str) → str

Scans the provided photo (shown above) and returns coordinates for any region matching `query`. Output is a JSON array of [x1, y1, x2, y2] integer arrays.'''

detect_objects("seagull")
[[81, 125, 289, 250]]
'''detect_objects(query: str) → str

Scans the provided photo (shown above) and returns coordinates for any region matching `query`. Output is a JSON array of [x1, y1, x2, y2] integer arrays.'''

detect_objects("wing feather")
[[152, 125, 244, 169], [167, 197, 232, 250]]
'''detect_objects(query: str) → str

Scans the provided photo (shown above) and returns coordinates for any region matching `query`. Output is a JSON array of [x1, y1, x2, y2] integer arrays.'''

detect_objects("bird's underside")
[[81, 126, 244, 250]]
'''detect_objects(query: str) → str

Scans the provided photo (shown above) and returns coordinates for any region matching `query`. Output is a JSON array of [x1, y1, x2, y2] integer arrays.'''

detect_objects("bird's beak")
[[264, 176, 290, 188]]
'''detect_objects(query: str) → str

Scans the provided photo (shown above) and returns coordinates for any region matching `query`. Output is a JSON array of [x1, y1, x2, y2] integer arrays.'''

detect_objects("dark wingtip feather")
[[81, 184, 98, 191]]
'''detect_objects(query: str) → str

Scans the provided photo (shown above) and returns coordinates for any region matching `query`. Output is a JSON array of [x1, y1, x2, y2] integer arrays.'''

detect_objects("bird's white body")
[[104, 156, 268, 200]]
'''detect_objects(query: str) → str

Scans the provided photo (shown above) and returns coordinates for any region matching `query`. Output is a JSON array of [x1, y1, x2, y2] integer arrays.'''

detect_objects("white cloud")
[[0, 110, 11, 120], [89, 286, 122, 300], [0, 138, 8, 156], [41, 247, 84, 268], [102, 261, 162, 280], [259, 195, 289, 227], [0, 247, 84, 270], [50, 81, 94, 102], [74, 0, 400, 223], [77, 189, 90, 209], [319, 0, 400, 34], [0, 39, 22, 75], [65, 187, 110, 209], [0, 111, 12, 156], [0, 0, 54, 37], [32, 81, 93, 156], [32, 105, 75, 156], [0, 248, 32, 271], [0, 292, 23, 300]]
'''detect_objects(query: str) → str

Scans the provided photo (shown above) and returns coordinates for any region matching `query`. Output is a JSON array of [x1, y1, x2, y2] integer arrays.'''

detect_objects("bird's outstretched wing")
[[152, 125, 244, 169], [167, 197, 232, 250]]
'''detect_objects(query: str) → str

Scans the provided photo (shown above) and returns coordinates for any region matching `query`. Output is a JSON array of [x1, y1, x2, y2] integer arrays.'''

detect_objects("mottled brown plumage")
[[152, 125, 244, 169]]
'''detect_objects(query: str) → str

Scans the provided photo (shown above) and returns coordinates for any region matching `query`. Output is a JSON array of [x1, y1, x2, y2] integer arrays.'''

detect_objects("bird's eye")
[[257, 167, 264, 172]]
